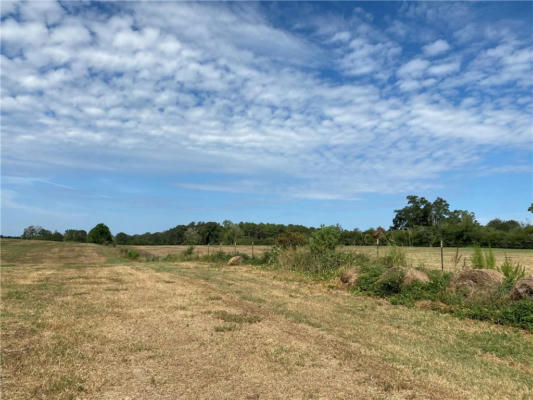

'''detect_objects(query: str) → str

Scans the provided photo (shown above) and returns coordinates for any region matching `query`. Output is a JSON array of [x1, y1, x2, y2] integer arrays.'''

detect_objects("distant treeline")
[[16, 196, 533, 249]]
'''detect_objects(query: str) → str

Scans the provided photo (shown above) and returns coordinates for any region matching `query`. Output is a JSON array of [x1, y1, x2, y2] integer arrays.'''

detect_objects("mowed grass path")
[[1, 240, 532, 399]]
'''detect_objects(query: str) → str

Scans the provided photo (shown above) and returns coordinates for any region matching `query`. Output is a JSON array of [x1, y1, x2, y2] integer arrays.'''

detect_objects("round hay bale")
[[510, 277, 533, 301], [377, 267, 429, 288], [340, 268, 357, 286], [448, 269, 504, 296], [403, 268, 430, 286], [227, 256, 242, 266]]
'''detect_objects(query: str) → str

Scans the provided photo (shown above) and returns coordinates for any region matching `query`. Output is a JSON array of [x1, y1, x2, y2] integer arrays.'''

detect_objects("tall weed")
[[498, 257, 525, 286], [471, 246, 496, 269], [380, 246, 407, 268]]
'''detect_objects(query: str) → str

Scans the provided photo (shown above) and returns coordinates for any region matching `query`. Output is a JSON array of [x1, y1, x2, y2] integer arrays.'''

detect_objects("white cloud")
[[423, 39, 450, 56], [331, 31, 351, 42], [0, 19, 48, 45], [427, 61, 460, 76], [397, 58, 430, 78], [1, 1, 531, 201]]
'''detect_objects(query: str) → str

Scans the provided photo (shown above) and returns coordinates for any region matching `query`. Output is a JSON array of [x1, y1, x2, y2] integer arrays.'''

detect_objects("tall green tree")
[[87, 223, 113, 244], [392, 196, 449, 229]]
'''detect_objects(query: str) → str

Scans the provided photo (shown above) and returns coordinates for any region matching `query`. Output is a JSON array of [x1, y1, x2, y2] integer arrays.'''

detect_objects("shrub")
[[373, 267, 405, 295], [354, 263, 388, 292], [309, 225, 340, 254], [498, 257, 526, 286], [274, 247, 365, 279], [182, 246, 195, 257], [127, 250, 139, 260], [263, 245, 282, 265], [87, 223, 113, 245], [275, 232, 308, 249]]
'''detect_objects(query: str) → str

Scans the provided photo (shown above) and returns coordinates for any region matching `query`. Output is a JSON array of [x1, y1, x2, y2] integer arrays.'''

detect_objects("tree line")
[[15, 196, 533, 249]]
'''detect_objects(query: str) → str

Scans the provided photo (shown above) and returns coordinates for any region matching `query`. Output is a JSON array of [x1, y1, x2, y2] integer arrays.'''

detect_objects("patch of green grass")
[[462, 331, 533, 364], [5, 290, 30, 300], [39, 374, 85, 399]]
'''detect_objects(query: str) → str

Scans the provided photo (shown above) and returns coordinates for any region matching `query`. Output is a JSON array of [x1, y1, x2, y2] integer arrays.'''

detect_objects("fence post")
[[252, 240, 254, 258], [234, 241, 237, 255], [208, 243, 210, 256], [440, 240, 444, 271], [376, 238, 379, 258]]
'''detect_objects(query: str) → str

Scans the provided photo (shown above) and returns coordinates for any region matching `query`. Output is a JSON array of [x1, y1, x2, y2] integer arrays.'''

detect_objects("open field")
[[1, 239, 532, 399], [128, 244, 533, 274], [127, 244, 272, 258], [346, 246, 533, 274]]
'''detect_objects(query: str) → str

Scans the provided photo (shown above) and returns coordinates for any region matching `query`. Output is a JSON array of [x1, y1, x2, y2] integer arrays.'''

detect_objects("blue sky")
[[1, 1, 532, 236]]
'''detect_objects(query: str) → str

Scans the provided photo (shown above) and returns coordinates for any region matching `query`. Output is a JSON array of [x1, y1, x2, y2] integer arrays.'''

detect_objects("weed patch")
[[354, 261, 533, 330]]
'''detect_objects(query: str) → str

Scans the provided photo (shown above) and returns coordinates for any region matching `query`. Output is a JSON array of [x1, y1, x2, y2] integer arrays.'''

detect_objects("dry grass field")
[[127, 244, 271, 258], [1, 239, 532, 399], [129, 244, 533, 274]]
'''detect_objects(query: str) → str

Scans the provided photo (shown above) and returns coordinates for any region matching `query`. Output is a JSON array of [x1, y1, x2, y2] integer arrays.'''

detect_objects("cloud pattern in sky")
[[1, 1, 532, 233]]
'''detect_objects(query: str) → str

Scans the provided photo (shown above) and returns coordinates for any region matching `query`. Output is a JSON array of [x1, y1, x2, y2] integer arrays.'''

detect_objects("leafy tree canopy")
[[392, 196, 451, 230], [87, 223, 113, 245]]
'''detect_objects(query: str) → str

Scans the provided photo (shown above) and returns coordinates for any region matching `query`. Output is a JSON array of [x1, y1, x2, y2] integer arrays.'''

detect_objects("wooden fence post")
[[440, 240, 444, 271], [252, 241, 254, 258]]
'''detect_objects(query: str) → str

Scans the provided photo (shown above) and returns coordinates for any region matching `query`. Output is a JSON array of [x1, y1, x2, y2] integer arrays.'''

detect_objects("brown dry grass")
[[345, 246, 533, 274], [1, 240, 533, 399], [127, 244, 271, 258], [1, 239, 112, 266]]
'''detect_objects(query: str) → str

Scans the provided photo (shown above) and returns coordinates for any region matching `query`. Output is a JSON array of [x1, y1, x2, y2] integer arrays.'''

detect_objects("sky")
[[1, 1, 532, 236]]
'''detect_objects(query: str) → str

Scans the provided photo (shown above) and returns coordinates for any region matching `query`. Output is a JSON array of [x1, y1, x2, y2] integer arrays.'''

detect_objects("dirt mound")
[[377, 267, 429, 287], [340, 269, 357, 286], [403, 268, 430, 286], [448, 269, 504, 296], [227, 256, 243, 266], [510, 277, 533, 300]]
